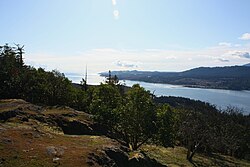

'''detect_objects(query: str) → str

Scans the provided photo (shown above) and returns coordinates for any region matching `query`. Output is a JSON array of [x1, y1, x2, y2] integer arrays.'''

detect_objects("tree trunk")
[[187, 139, 202, 162], [186, 141, 192, 161]]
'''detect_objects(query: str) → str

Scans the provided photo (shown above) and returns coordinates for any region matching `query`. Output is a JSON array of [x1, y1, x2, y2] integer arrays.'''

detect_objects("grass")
[[142, 145, 250, 167], [43, 107, 92, 122], [0, 122, 117, 167], [0, 99, 116, 167]]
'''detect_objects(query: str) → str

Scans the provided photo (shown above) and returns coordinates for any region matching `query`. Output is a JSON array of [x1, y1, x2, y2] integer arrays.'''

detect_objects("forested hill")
[[100, 66, 250, 90]]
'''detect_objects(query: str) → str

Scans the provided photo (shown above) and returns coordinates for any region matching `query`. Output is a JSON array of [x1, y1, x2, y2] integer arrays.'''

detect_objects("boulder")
[[88, 148, 167, 167], [56, 118, 94, 135]]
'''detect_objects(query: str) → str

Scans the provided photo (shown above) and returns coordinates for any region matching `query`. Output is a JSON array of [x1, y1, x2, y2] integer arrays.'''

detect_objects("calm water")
[[66, 74, 250, 114], [124, 80, 250, 114]]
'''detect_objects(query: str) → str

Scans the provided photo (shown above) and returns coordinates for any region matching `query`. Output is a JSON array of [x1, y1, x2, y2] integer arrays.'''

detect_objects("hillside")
[[1, 99, 249, 167], [0, 99, 166, 167], [244, 63, 250, 67], [100, 66, 250, 90]]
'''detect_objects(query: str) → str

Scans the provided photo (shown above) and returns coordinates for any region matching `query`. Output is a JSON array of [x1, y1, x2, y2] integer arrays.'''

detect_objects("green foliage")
[[154, 105, 176, 147], [89, 84, 121, 127], [154, 96, 250, 161], [0, 44, 24, 98], [88, 84, 172, 150], [117, 84, 157, 150], [0, 44, 87, 110], [105, 70, 119, 85]]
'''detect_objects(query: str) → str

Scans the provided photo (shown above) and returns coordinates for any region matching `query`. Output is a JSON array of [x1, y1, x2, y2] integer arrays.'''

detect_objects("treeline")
[[0, 44, 87, 110], [1, 44, 249, 161]]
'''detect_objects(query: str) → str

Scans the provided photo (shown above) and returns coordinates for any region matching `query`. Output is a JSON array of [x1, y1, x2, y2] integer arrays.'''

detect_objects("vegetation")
[[142, 145, 250, 167], [1, 99, 249, 167], [155, 96, 250, 162], [100, 67, 250, 90], [1, 44, 250, 165], [115, 84, 157, 150], [0, 44, 87, 110]]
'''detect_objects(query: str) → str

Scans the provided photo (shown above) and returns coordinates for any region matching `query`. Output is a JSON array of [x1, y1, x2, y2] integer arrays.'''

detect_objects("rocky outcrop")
[[55, 118, 95, 135], [0, 99, 167, 167], [0, 109, 23, 121], [0, 99, 101, 135], [104, 147, 129, 167], [87, 147, 167, 167]]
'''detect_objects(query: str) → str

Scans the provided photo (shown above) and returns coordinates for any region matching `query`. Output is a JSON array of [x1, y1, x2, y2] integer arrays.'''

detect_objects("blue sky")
[[1, 0, 250, 82]]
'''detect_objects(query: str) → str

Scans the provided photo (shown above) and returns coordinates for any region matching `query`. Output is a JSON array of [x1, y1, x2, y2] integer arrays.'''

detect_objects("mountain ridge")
[[100, 66, 250, 90]]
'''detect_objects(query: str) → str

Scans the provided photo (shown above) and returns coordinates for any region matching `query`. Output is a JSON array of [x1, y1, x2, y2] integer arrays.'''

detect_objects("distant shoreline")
[[119, 78, 249, 91], [99, 66, 250, 91]]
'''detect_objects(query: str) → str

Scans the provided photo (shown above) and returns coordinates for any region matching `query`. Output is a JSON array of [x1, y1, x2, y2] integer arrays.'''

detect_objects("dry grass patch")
[[142, 145, 250, 167]]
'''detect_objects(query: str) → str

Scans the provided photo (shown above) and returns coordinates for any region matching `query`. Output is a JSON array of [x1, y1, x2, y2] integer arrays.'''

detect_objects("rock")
[[0, 127, 6, 132], [104, 147, 129, 167], [90, 123, 109, 136], [56, 118, 94, 135], [33, 115, 47, 123], [0, 158, 5, 164], [46, 146, 65, 157], [2, 138, 12, 144], [62, 113, 77, 117], [53, 157, 60, 162], [128, 151, 167, 167], [88, 148, 166, 167], [46, 146, 57, 156], [0, 110, 21, 121], [86, 160, 95, 166], [21, 117, 29, 122], [87, 152, 116, 167], [22, 132, 41, 139]]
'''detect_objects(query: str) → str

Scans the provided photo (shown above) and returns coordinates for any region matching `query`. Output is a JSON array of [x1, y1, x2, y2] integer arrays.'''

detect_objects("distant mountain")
[[243, 63, 250, 67], [100, 66, 250, 90]]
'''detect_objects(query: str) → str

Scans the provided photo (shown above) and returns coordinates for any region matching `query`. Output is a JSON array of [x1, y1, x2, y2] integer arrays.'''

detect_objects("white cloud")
[[115, 61, 141, 68], [145, 49, 163, 52], [230, 51, 250, 58], [239, 33, 250, 40], [92, 48, 118, 52], [217, 58, 230, 62], [234, 44, 241, 47], [26, 44, 250, 82], [218, 42, 231, 47], [165, 55, 177, 60]]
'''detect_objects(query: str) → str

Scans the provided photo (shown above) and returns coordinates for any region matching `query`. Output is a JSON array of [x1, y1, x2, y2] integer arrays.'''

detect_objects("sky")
[[1, 0, 250, 82]]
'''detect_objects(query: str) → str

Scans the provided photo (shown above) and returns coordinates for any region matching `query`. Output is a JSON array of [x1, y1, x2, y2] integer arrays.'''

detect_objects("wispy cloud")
[[230, 51, 250, 58], [217, 58, 230, 62], [92, 48, 118, 52], [115, 61, 141, 68], [218, 42, 231, 47], [239, 33, 250, 40], [26, 42, 250, 77], [165, 55, 177, 60]]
